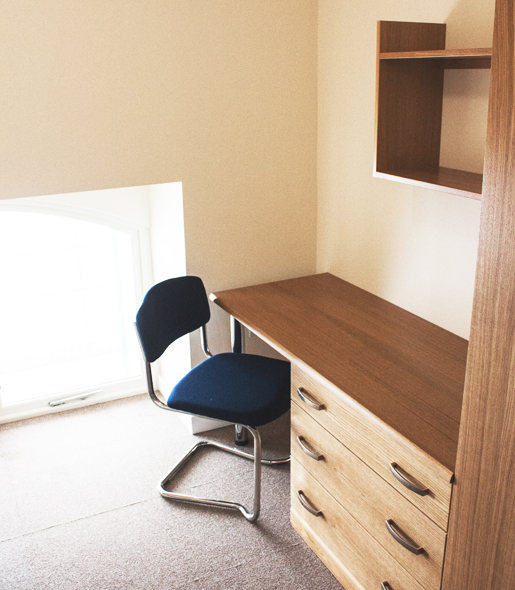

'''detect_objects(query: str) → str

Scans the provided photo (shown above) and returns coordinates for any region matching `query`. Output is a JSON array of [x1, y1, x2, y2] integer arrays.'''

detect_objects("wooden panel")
[[211, 273, 467, 473], [378, 21, 446, 54], [376, 51, 444, 173], [292, 366, 453, 531], [379, 48, 492, 60], [291, 459, 426, 590], [375, 21, 490, 197], [379, 48, 492, 70], [292, 402, 447, 590], [375, 167, 483, 199], [376, 21, 446, 175], [442, 0, 515, 588]]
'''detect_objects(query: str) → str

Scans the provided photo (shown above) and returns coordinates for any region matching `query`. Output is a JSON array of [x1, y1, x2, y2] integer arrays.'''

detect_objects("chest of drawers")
[[291, 364, 453, 590]]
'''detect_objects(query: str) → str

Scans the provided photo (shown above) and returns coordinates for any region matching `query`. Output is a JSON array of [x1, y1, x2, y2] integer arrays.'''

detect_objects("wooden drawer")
[[292, 401, 446, 590], [291, 458, 426, 590], [292, 363, 453, 530]]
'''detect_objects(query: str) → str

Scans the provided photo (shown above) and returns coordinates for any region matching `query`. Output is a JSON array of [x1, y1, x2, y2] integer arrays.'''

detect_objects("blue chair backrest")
[[136, 276, 211, 363]]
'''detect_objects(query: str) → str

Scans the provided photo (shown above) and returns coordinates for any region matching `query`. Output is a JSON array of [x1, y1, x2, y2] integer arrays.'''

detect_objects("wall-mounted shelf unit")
[[374, 21, 492, 200]]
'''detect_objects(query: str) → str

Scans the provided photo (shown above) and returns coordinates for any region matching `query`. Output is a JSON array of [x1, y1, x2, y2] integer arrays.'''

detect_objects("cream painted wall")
[[0, 1, 318, 356], [2, 0, 487, 366], [317, 0, 495, 339]]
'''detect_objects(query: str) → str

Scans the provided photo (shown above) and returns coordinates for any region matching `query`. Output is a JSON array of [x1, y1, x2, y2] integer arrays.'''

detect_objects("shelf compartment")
[[374, 167, 483, 200], [375, 21, 489, 198]]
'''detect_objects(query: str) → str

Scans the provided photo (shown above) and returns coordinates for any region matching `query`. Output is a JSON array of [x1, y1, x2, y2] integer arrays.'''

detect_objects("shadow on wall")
[[445, 0, 496, 48]]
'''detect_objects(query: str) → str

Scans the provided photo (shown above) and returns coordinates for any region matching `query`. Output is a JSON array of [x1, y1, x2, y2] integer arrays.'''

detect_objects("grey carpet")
[[0, 395, 342, 589]]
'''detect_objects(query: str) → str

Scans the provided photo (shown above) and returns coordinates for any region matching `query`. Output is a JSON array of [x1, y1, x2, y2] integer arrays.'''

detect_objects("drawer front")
[[292, 363, 452, 530], [292, 401, 446, 590], [291, 458, 426, 590]]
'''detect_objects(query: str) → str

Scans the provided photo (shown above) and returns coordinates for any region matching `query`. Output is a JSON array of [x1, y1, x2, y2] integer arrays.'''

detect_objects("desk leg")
[[231, 317, 249, 446], [231, 316, 243, 354]]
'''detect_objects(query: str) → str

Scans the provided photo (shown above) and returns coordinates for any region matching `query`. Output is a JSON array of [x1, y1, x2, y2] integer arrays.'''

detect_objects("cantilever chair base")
[[159, 425, 290, 522]]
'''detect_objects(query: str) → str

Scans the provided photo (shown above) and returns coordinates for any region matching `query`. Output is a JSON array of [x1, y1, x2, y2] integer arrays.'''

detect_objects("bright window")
[[0, 209, 145, 415]]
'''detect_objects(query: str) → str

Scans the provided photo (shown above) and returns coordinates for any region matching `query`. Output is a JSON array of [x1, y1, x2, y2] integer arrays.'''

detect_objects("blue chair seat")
[[168, 353, 290, 428]]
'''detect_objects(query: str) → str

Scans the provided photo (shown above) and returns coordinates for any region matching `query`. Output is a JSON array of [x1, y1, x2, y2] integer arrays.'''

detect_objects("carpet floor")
[[0, 395, 343, 589]]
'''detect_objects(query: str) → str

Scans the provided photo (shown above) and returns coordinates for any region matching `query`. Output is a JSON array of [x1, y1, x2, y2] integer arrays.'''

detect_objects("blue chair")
[[135, 276, 291, 522]]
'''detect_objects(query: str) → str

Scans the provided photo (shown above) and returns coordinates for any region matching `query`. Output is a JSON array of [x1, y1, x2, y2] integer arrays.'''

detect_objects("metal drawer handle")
[[297, 490, 323, 517], [385, 519, 424, 555], [389, 462, 429, 496], [297, 387, 324, 411], [381, 583, 393, 590], [297, 436, 324, 461]]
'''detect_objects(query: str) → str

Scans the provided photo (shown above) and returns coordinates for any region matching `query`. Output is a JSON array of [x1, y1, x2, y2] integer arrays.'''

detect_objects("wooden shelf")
[[375, 21, 490, 198], [374, 167, 483, 200], [379, 48, 492, 69]]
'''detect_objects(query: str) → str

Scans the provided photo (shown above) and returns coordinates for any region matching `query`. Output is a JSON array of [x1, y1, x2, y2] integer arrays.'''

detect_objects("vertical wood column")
[[442, 1, 515, 588]]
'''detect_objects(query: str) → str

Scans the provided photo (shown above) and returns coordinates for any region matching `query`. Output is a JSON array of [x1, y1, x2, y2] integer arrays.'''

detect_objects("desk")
[[211, 273, 467, 590]]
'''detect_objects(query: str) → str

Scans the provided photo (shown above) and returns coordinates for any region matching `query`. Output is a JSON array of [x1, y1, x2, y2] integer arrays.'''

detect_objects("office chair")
[[135, 276, 291, 522]]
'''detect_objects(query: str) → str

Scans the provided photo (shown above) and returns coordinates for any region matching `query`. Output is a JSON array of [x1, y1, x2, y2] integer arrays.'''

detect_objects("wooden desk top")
[[211, 273, 467, 472]]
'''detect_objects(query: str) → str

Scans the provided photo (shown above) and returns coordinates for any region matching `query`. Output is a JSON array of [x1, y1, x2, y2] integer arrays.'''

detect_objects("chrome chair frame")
[[140, 320, 290, 523]]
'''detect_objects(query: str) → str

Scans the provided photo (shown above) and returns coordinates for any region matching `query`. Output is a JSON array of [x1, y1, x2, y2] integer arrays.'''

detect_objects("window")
[[0, 205, 148, 420]]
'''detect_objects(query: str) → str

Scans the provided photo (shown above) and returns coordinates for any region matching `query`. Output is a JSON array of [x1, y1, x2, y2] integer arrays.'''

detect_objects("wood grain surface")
[[379, 48, 492, 70], [291, 366, 454, 530], [375, 167, 483, 199], [375, 21, 445, 177], [212, 273, 467, 473], [375, 21, 489, 198], [377, 21, 446, 54], [442, 1, 515, 588], [291, 459, 426, 590], [292, 402, 447, 590]]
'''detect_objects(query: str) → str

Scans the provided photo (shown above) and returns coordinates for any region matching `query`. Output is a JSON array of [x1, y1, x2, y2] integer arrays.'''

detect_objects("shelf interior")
[[375, 22, 488, 199], [374, 167, 483, 200]]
